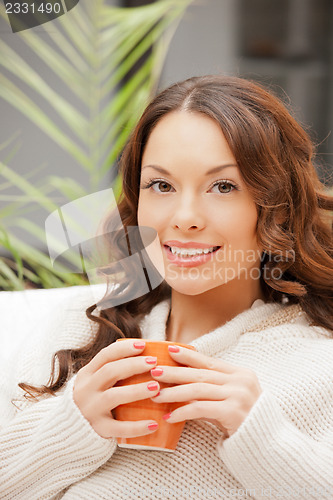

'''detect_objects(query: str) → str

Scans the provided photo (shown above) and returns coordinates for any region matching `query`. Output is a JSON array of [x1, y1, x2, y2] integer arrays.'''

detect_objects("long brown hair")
[[19, 75, 333, 398]]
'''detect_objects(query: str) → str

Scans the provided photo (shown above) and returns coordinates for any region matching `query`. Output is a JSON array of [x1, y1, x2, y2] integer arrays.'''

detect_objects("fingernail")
[[148, 422, 159, 431], [147, 381, 159, 391], [145, 356, 157, 364], [151, 368, 163, 377], [163, 412, 172, 420], [133, 341, 145, 349], [168, 345, 180, 353]]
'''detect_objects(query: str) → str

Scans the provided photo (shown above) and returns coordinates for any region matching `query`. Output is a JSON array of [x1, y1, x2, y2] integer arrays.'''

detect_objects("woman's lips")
[[163, 245, 221, 267]]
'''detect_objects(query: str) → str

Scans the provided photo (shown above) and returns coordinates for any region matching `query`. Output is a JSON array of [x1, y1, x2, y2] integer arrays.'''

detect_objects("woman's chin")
[[164, 276, 223, 296]]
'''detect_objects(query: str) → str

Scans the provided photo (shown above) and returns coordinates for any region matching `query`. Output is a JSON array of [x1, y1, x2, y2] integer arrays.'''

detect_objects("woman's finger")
[[161, 400, 229, 424], [103, 380, 160, 409], [151, 365, 228, 385], [151, 382, 230, 403], [167, 346, 237, 374], [93, 355, 157, 391], [97, 417, 159, 439], [86, 339, 147, 374]]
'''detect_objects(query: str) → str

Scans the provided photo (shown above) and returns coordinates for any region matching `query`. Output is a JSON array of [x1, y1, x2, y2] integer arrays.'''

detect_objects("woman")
[[1, 75, 332, 499]]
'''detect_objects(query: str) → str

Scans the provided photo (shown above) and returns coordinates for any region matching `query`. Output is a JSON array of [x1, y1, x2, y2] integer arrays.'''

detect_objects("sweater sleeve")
[[0, 376, 117, 499], [217, 389, 333, 499]]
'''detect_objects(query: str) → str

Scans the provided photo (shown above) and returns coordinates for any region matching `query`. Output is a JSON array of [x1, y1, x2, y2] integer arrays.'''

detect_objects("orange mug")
[[114, 339, 196, 451]]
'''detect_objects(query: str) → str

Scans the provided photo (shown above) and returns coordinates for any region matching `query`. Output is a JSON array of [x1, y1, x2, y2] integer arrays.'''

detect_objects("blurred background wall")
[[1, 0, 332, 258]]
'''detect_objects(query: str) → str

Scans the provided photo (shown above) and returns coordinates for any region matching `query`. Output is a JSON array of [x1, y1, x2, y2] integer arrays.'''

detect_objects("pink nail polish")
[[148, 422, 159, 431], [133, 341, 145, 349], [163, 412, 172, 420], [168, 345, 180, 353], [151, 368, 163, 377], [145, 356, 157, 364], [147, 382, 159, 391]]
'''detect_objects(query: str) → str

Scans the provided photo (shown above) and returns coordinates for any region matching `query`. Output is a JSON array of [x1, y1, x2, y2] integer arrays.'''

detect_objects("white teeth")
[[169, 246, 217, 257]]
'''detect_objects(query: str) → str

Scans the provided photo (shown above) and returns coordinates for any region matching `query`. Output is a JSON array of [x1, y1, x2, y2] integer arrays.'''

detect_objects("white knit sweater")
[[1, 287, 333, 499]]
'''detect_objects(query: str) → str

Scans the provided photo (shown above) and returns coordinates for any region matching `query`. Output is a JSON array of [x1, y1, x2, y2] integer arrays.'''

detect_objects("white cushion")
[[0, 285, 102, 363]]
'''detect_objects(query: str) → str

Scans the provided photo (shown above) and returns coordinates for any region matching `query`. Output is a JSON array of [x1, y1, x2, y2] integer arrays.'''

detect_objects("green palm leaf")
[[0, 0, 193, 290]]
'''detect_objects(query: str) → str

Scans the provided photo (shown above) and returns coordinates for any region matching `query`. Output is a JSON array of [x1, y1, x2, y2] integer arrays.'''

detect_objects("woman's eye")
[[152, 181, 173, 193], [210, 181, 236, 194]]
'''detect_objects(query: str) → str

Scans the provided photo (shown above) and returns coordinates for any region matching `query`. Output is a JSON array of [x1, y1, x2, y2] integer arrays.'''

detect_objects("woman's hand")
[[150, 345, 262, 438], [73, 340, 160, 439]]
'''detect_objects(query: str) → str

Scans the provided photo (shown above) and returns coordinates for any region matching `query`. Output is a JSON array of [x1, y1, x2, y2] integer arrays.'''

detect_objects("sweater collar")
[[139, 299, 283, 357]]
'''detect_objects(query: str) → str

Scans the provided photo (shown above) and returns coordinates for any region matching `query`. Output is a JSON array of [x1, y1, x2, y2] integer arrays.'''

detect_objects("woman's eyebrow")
[[141, 165, 170, 175], [205, 164, 238, 175], [141, 164, 238, 175]]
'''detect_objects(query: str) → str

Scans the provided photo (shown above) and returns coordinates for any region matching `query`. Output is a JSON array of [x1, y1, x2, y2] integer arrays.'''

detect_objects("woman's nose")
[[170, 195, 206, 232]]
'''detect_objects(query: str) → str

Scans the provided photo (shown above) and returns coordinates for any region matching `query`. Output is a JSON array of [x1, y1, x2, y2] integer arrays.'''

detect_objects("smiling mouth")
[[164, 245, 221, 258]]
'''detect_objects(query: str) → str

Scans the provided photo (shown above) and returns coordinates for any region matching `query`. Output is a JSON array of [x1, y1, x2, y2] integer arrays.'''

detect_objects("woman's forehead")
[[142, 111, 237, 166]]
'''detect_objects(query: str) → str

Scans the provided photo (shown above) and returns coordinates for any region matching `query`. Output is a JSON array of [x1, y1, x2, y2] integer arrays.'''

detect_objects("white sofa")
[[0, 285, 101, 364]]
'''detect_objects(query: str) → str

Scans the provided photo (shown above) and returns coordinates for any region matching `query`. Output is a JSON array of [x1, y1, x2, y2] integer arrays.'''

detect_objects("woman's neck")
[[166, 278, 266, 344]]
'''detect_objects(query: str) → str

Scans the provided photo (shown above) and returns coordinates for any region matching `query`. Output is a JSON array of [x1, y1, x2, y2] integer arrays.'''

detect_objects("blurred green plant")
[[0, 0, 193, 290]]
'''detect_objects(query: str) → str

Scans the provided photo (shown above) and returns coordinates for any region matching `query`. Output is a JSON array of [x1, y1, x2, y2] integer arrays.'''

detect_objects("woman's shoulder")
[[11, 286, 100, 388], [245, 300, 333, 343], [37, 285, 100, 347]]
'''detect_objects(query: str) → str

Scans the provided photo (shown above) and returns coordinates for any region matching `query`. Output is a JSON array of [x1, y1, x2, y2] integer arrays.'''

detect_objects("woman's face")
[[137, 110, 263, 296]]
